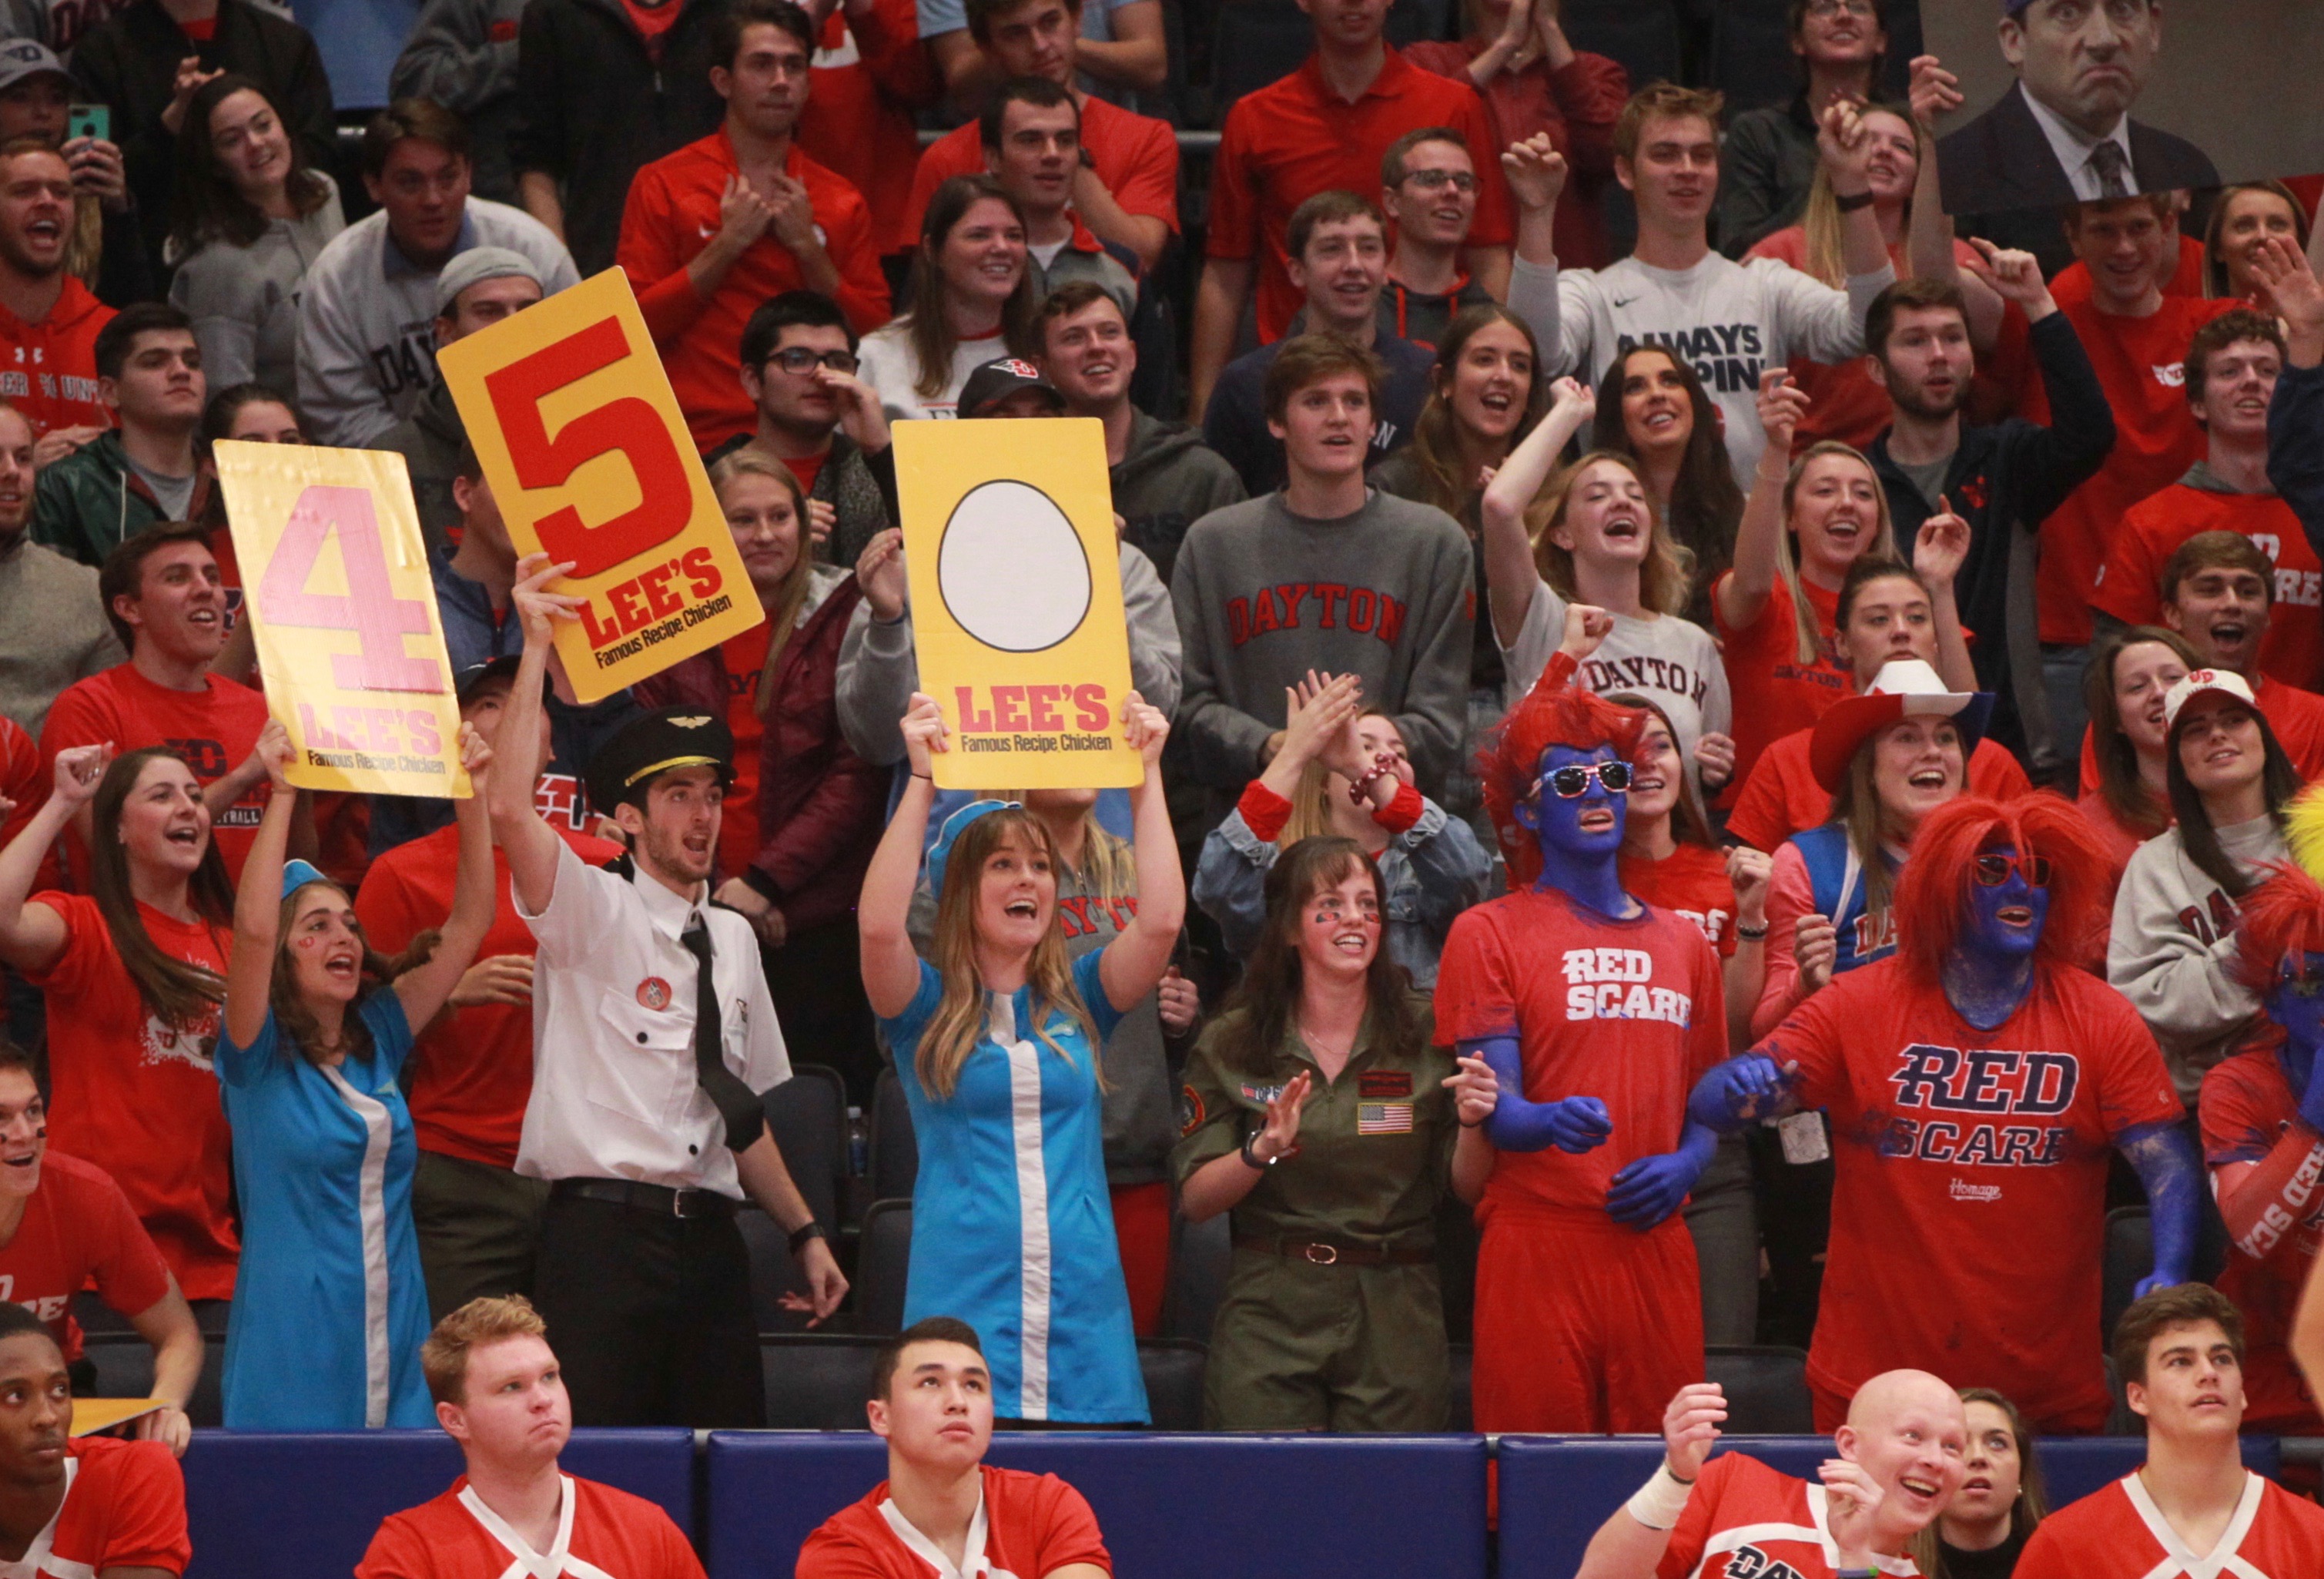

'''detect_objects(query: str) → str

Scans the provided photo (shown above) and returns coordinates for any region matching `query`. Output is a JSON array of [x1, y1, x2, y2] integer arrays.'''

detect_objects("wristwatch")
[[789, 1220, 829, 1255], [1241, 1129, 1283, 1169]]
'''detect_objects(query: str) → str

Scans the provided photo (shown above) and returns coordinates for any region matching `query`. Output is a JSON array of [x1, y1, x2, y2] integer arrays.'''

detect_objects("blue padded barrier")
[[181, 1428, 695, 1579], [1497, 1435, 2283, 1579], [704, 1431, 1491, 1579]]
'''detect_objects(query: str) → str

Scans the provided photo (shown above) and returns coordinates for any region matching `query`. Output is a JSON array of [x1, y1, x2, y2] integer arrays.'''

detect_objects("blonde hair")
[[708, 448, 817, 720], [1274, 713, 1401, 847], [1000, 791, 1138, 900], [1529, 450, 1691, 616], [422, 1294, 548, 1406], [919, 807, 1097, 1101], [1798, 105, 1925, 287], [1776, 441, 1897, 668]]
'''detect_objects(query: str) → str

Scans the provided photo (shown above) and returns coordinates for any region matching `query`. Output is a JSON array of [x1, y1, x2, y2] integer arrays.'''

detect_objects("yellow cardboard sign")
[[435, 267, 762, 704], [214, 442, 471, 799], [894, 418, 1140, 790]]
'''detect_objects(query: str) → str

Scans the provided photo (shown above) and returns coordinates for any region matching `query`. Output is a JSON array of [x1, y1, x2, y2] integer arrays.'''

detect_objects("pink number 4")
[[256, 484, 444, 692]]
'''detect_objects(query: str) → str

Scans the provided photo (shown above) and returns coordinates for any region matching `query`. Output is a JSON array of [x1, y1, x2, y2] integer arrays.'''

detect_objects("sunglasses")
[[1538, 761, 1633, 799], [1972, 853, 2052, 888]]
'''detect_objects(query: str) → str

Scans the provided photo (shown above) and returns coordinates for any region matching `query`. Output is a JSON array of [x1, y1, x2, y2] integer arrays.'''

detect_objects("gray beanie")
[[433, 246, 544, 319]]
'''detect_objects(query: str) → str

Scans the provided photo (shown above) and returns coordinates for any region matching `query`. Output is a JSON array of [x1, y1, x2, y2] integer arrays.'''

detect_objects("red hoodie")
[[0, 273, 113, 436]]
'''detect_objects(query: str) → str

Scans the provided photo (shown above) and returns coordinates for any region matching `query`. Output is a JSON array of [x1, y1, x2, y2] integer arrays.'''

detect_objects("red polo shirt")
[[620, 129, 892, 450], [1207, 48, 1512, 345], [901, 92, 1180, 253]]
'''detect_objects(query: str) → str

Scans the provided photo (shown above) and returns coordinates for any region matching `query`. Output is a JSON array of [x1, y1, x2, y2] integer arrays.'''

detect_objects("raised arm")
[[0, 744, 108, 975], [492, 555, 581, 917], [1903, 56, 1964, 290], [1819, 100, 1893, 285], [1097, 693, 1183, 1013], [1713, 370, 1809, 632], [1573, 1383, 1729, 1579], [1912, 499, 1978, 692], [390, 723, 497, 1033], [2249, 238, 2324, 565], [1478, 374, 1596, 645], [859, 694, 946, 1019], [223, 722, 298, 1050]]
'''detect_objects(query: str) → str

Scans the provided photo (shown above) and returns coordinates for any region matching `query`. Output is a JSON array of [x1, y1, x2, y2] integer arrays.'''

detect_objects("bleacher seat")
[[703, 1431, 1490, 1579], [2102, 1205, 2153, 1345], [79, 1333, 224, 1429], [72, 1290, 230, 1338], [1448, 1343, 1472, 1431], [765, 1062, 846, 1229], [1706, 0, 1799, 116], [180, 1429, 693, 1579], [1137, 1337, 1207, 1430], [1207, 2, 1314, 129], [762, 1333, 884, 1430], [856, 1198, 913, 1336], [1705, 1345, 1815, 1434], [1160, 1209, 1231, 1343], [1559, 0, 1685, 95], [869, 1066, 917, 1203]]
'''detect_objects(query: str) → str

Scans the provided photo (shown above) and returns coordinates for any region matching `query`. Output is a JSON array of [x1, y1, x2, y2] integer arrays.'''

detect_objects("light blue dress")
[[216, 991, 431, 1428], [883, 950, 1148, 1423]]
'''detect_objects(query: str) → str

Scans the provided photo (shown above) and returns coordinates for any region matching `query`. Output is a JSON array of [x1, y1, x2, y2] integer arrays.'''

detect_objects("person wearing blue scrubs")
[[859, 690, 1184, 1425], [217, 719, 497, 1428]]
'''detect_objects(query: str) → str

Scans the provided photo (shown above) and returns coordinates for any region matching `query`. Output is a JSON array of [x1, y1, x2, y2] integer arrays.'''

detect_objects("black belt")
[[552, 1178, 738, 1220], [1234, 1235, 1435, 1266]]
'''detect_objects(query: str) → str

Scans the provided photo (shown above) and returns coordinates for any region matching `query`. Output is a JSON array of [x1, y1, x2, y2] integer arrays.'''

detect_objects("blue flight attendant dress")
[[216, 991, 431, 1427], [885, 947, 1149, 1423]]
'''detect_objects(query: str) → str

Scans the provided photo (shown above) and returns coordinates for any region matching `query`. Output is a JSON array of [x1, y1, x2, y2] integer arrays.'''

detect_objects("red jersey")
[[621, 130, 891, 451], [0, 1150, 171, 1362], [2014, 1470, 2324, 1579], [1724, 729, 2032, 855], [2024, 294, 2235, 645], [1759, 957, 2182, 1426], [357, 1473, 703, 1579], [1433, 885, 1727, 1219], [2078, 672, 2324, 792], [903, 93, 1180, 254], [2091, 482, 2323, 690], [37, 664, 270, 883], [355, 820, 622, 1170], [1714, 575, 1847, 810], [1207, 49, 1512, 345], [796, 0, 938, 250], [2198, 1048, 2324, 1432], [1658, 1451, 1907, 1579], [715, 620, 772, 882], [1619, 843, 1739, 959], [20, 1436, 190, 1577], [0, 275, 113, 437], [23, 892, 236, 1301], [795, 1465, 1111, 1579], [0, 715, 45, 890]]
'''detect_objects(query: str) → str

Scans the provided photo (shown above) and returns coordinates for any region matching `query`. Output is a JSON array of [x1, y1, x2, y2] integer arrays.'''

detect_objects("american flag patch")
[[1358, 1103, 1414, 1135]]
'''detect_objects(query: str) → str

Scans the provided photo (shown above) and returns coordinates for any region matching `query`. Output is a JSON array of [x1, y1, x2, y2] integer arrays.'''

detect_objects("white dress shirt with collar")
[[2018, 81, 2140, 200]]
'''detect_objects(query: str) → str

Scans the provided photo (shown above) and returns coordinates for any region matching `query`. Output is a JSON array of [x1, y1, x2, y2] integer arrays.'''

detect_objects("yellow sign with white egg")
[[893, 418, 1141, 790]]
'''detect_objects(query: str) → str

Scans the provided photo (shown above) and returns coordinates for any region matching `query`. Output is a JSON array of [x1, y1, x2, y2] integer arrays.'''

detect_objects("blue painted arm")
[[1462, 1034, 1612, 1155], [2118, 1118, 2202, 1295], [1606, 1119, 1720, 1232], [1686, 1053, 1795, 1135]]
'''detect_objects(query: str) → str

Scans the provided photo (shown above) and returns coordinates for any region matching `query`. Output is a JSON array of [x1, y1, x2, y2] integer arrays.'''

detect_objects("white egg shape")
[[936, 479, 1093, 653]]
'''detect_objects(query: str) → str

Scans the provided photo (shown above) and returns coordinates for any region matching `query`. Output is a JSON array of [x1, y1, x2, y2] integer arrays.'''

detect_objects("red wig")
[[1480, 676, 1646, 887], [1890, 795, 2111, 984], [2229, 863, 2324, 994]]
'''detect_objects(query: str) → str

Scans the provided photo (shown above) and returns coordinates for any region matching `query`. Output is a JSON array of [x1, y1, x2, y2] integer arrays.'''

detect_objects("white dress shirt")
[[2018, 82, 2140, 200], [514, 840, 791, 1196]]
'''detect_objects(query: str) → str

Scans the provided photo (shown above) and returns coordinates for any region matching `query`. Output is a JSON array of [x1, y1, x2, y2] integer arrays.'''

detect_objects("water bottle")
[[847, 1106, 869, 1177]]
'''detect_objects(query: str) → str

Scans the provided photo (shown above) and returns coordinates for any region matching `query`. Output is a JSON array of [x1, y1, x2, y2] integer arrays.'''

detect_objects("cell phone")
[[65, 103, 108, 144]]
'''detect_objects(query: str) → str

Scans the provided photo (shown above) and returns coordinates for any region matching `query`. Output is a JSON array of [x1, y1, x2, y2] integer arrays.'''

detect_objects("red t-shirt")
[[1714, 575, 1848, 810], [795, 0, 938, 253], [2023, 294, 2235, 646], [0, 274, 112, 437], [2014, 1471, 2324, 1579], [0, 716, 45, 890], [23, 892, 236, 1302], [0, 1150, 172, 1362], [1759, 957, 2182, 1426], [795, 1466, 1112, 1579], [783, 451, 826, 500], [2091, 483, 2322, 691], [716, 620, 772, 882], [1207, 49, 1512, 345], [1618, 843, 1739, 959], [620, 0, 681, 44], [27, 1436, 190, 1577], [355, 817, 622, 1170], [902, 93, 1180, 254], [357, 1473, 704, 1579], [2049, 233, 2207, 311], [1433, 885, 1727, 1219], [2075, 788, 2160, 880], [621, 131, 892, 451], [1658, 1451, 1896, 1579], [1724, 729, 2033, 854], [2198, 1048, 2324, 1433], [2078, 672, 2324, 792], [37, 665, 270, 883]]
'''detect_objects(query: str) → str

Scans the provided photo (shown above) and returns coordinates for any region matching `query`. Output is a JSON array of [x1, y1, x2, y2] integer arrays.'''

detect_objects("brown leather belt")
[[1234, 1235, 1435, 1266]]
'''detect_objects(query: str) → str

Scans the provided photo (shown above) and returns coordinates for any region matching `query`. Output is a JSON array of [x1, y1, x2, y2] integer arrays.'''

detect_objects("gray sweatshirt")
[[168, 177, 345, 398], [0, 533, 121, 734], [1171, 488, 1472, 800], [2107, 814, 2287, 1102], [389, 0, 527, 202]]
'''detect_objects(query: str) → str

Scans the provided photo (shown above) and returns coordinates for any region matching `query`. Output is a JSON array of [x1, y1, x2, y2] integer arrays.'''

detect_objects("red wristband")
[[1237, 779, 1294, 843], [1372, 779, 1425, 835]]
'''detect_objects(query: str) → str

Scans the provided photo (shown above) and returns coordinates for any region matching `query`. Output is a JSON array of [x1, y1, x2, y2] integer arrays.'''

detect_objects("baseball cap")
[[454, 654, 522, 704], [957, 357, 1064, 417], [1808, 659, 1994, 793], [0, 40, 70, 96], [434, 246, 544, 320], [2162, 669, 2259, 732]]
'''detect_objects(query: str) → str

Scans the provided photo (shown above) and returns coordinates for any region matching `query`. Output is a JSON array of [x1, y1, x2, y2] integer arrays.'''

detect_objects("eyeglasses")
[[1805, 0, 1877, 18], [766, 347, 859, 375], [1537, 761, 1633, 799], [1401, 169, 1478, 193], [1972, 853, 2053, 888]]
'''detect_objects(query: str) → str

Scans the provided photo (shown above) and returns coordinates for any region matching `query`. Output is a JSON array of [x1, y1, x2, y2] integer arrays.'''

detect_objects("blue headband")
[[926, 800, 1022, 897], [280, 858, 331, 899]]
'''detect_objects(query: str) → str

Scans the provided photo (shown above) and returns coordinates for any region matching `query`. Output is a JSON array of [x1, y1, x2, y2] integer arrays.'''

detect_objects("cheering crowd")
[[5, 0, 2324, 1571]]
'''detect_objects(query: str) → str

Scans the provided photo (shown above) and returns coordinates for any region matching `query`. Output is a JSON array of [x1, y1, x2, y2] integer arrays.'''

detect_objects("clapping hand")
[[1247, 1070, 1314, 1165], [856, 528, 906, 622]]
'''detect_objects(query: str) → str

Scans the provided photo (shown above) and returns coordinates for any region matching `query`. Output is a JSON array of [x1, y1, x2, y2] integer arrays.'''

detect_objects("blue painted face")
[[1514, 743, 1628, 866], [1964, 843, 2049, 960], [2264, 952, 2324, 1078]]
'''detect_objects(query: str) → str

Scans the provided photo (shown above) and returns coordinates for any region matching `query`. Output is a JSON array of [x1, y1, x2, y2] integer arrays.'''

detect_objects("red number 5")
[[257, 485, 442, 692], [484, 315, 691, 579]]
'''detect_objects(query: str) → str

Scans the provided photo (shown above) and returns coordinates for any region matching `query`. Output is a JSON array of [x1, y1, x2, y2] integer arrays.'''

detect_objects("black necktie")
[[2089, 141, 2131, 199], [680, 915, 765, 1152]]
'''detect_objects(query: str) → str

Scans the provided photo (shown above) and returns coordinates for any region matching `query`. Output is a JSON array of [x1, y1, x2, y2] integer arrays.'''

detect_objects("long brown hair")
[[1405, 304, 1547, 527], [169, 74, 334, 256], [2165, 697, 2299, 900], [1208, 836, 1421, 1077], [917, 806, 1095, 1101], [1825, 716, 1964, 915], [1776, 441, 1897, 667], [2203, 180, 2311, 300], [270, 880, 435, 1067], [708, 448, 817, 721], [903, 176, 1040, 401], [1591, 346, 1743, 623], [1529, 450, 1691, 616], [1910, 1387, 2048, 1577], [89, 748, 233, 1031], [1006, 790, 1137, 900], [1798, 104, 1924, 287], [1606, 692, 1713, 848], [2084, 626, 2201, 841]]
